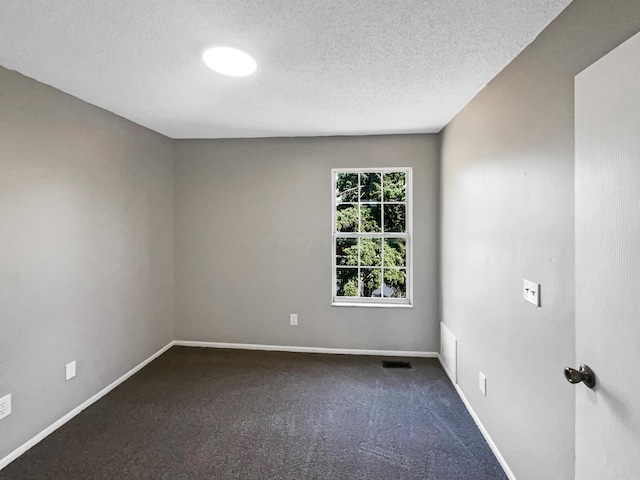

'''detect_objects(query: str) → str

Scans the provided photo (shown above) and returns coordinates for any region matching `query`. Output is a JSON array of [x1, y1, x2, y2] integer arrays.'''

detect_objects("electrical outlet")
[[290, 314, 298, 326], [66, 361, 76, 380], [479, 372, 487, 396], [0, 394, 11, 420]]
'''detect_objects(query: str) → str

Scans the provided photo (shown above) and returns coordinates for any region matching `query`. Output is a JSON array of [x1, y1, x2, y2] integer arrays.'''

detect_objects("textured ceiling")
[[0, 0, 571, 139]]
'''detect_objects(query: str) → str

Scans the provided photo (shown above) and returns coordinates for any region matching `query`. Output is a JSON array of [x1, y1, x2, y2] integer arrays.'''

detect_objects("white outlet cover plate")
[[523, 279, 540, 307], [479, 372, 487, 396], [290, 314, 298, 326], [66, 361, 76, 380], [0, 394, 11, 420]]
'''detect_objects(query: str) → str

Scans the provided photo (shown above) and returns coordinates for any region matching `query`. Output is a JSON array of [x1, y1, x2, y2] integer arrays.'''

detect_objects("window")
[[332, 168, 412, 307]]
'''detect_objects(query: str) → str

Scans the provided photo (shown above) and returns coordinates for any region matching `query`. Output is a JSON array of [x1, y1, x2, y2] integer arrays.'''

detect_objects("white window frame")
[[331, 167, 413, 308]]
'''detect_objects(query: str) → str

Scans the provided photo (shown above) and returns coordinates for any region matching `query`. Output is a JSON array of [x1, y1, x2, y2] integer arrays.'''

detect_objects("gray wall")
[[174, 136, 440, 352], [0, 67, 175, 460], [440, 1, 640, 479]]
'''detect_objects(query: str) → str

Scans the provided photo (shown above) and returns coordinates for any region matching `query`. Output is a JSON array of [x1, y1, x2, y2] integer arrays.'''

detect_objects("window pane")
[[383, 204, 405, 232], [336, 268, 359, 297], [360, 204, 381, 232], [336, 173, 359, 202], [383, 172, 406, 202], [333, 168, 411, 305], [360, 238, 382, 266], [336, 238, 358, 266], [383, 268, 407, 298], [384, 238, 406, 267], [360, 268, 381, 297], [336, 204, 358, 232], [360, 172, 381, 202]]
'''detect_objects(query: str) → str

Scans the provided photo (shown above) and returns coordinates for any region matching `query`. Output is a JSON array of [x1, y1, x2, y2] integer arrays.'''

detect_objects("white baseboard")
[[439, 357, 457, 386], [437, 355, 517, 480], [0, 341, 175, 471], [174, 340, 439, 358]]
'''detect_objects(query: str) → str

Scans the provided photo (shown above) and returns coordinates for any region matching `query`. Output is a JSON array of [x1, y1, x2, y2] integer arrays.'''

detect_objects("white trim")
[[174, 340, 438, 358], [332, 294, 412, 307], [331, 167, 413, 305], [331, 302, 414, 308], [331, 167, 413, 173], [0, 341, 175, 472], [437, 355, 517, 480]]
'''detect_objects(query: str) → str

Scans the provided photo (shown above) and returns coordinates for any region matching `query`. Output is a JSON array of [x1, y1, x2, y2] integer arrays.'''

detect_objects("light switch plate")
[[0, 394, 11, 420], [479, 372, 487, 396], [66, 361, 76, 380], [523, 279, 540, 307]]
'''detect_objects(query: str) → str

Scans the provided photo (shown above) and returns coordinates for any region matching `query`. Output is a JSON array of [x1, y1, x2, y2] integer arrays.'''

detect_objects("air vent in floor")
[[382, 360, 412, 369]]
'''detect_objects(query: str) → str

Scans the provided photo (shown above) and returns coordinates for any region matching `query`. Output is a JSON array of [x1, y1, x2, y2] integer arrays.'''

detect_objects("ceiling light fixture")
[[202, 46, 257, 77]]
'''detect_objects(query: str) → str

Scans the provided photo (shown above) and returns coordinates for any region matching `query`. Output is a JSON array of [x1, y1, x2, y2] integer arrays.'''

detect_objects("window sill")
[[331, 302, 414, 309]]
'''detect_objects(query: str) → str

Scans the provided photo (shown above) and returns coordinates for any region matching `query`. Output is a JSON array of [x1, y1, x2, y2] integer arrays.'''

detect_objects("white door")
[[575, 31, 640, 479]]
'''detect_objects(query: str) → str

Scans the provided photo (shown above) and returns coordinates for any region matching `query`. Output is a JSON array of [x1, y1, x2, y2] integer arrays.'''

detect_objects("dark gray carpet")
[[1, 347, 507, 479]]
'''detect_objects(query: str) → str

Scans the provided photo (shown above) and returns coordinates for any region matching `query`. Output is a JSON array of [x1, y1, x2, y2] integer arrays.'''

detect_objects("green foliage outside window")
[[335, 171, 409, 299]]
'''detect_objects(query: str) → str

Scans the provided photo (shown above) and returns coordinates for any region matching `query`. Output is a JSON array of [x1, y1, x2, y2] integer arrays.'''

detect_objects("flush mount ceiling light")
[[202, 46, 257, 77]]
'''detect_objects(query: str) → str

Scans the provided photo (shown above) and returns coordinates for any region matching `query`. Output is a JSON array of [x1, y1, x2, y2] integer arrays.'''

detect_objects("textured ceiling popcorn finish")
[[0, 0, 571, 139]]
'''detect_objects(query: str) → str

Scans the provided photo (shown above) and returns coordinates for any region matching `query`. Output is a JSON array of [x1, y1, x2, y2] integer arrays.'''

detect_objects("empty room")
[[1, 1, 640, 479]]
